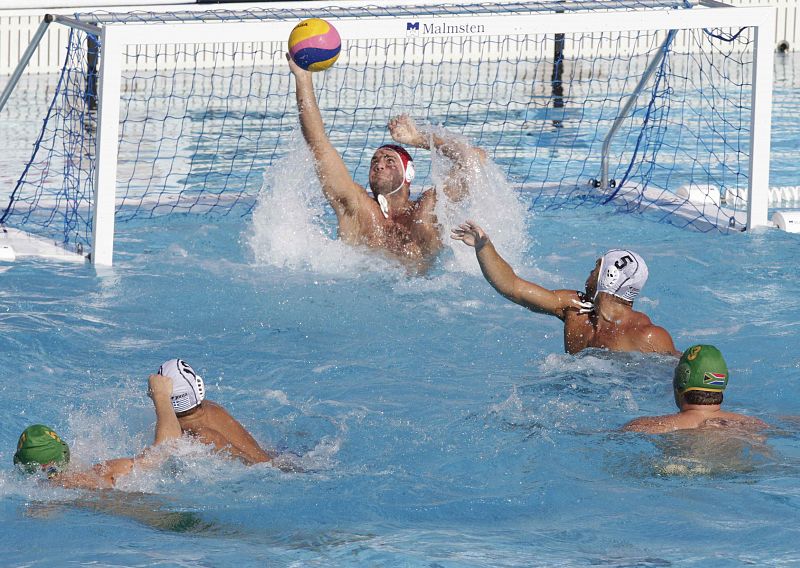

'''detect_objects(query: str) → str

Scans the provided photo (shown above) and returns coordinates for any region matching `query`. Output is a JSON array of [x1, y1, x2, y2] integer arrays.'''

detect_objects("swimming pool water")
[[1, 55, 800, 567]]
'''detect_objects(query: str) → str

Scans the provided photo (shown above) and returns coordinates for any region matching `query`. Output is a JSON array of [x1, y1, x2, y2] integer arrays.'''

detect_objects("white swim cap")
[[158, 359, 205, 413], [595, 249, 648, 302]]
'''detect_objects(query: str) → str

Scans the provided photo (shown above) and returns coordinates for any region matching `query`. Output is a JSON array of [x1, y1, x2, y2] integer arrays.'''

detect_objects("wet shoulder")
[[342, 194, 383, 232], [558, 289, 589, 318], [201, 400, 234, 419], [183, 400, 233, 429], [704, 412, 768, 431], [623, 414, 683, 434], [411, 188, 437, 216], [628, 308, 656, 329], [629, 310, 677, 355]]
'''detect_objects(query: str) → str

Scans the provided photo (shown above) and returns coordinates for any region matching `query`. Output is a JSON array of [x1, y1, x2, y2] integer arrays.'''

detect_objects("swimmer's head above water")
[[13, 424, 70, 476], [585, 249, 649, 303], [371, 144, 415, 189], [622, 343, 765, 433], [158, 358, 205, 413], [673, 344, 728, 408], [368, 145, 415, 218]]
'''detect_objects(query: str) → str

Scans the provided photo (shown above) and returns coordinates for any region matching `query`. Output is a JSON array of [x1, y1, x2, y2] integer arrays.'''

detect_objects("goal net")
[[0, 0, 775, 264]]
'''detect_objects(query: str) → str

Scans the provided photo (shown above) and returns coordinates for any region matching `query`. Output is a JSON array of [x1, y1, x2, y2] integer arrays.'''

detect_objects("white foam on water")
[[263, 388, 291, 406], [487, 385, 526, 416], [426, 124, 529, 274], [538, 352, 621, 376], [294, 435, 342, 472], [112, 438, 227, 494], [65, 406, 144, 467], [248, 131, 393, 275]]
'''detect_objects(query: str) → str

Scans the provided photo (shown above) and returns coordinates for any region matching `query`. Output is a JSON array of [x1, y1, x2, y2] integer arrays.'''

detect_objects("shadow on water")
[[23, 491, 231, 536], [22, 490, 377, 551]]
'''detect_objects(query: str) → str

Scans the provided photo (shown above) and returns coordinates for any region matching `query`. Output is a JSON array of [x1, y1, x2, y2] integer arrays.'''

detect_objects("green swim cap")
[[13, 424, 70, 474], [673, 345, 728, 395]]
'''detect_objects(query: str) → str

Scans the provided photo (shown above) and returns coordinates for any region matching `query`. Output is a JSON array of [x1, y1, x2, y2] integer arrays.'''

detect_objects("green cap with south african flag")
[[13, 424, 70, 474], [673, 345, 729, 395]]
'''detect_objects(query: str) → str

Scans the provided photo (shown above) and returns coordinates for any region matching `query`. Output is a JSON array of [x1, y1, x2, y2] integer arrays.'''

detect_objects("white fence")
[[0, 0, 797, 75]]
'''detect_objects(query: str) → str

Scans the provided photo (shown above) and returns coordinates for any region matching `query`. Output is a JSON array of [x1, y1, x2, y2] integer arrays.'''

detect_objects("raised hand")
[[148, 373, 172, 403], [388, 114, 425, 146], [286, 52, 310, 79], [450, 220, 489, 251]]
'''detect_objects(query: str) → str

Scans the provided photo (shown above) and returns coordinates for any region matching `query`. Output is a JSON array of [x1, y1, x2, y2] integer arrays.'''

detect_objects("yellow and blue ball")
[[288, 18, 341, 72]]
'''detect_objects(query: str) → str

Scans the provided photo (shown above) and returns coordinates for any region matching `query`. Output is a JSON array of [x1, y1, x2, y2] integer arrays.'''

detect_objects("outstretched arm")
[[451, 221, 591, 319], [55, 375, 181, 490], [388, 114, 486, 202], [288, 54, 364, 216]]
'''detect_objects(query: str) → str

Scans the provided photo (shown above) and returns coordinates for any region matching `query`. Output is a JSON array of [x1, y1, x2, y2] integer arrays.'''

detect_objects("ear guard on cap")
[[404, 160, 415, 184]]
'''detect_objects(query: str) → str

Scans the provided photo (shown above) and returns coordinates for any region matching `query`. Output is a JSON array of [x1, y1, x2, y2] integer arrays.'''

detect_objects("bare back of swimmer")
[[175, 400, 273, 465], [159, 359, 274, 466]]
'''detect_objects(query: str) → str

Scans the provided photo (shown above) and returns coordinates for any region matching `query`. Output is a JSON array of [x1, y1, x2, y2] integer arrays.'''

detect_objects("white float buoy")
[[0, 244, 16, 261], [772, 210, 800, 233]]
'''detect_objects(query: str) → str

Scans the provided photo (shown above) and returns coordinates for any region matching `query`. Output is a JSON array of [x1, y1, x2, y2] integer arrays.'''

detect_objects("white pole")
[[748, 8, 776, 230], [0, 16, 51, 113], [91, 26, 121, 266]]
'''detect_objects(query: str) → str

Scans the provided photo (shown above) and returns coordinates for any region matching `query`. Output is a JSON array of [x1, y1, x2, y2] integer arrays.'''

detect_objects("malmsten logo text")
[[406, 21, 486, 35]]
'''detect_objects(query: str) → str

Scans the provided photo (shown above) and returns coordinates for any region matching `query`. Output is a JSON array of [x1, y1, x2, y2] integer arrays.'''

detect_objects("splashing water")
[[248, 131, 386, 274], [427, 124, 529, 273], [248, 125, 529, 276]]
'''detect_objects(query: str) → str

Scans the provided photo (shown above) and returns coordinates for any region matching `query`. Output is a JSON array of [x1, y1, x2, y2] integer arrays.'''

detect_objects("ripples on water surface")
[[1, 55, 800, 567]]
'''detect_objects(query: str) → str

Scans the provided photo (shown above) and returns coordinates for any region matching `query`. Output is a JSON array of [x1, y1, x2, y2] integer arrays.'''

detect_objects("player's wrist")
[[152, 394, 173, 410], [413, 132, 429, 148]]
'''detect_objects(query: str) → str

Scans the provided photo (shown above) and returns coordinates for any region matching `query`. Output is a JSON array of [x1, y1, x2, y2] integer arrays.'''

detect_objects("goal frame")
[[0, 1, 777, 265]]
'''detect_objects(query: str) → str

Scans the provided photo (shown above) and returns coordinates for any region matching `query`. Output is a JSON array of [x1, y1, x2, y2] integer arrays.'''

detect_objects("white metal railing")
[[734, 0, 798, 51]]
